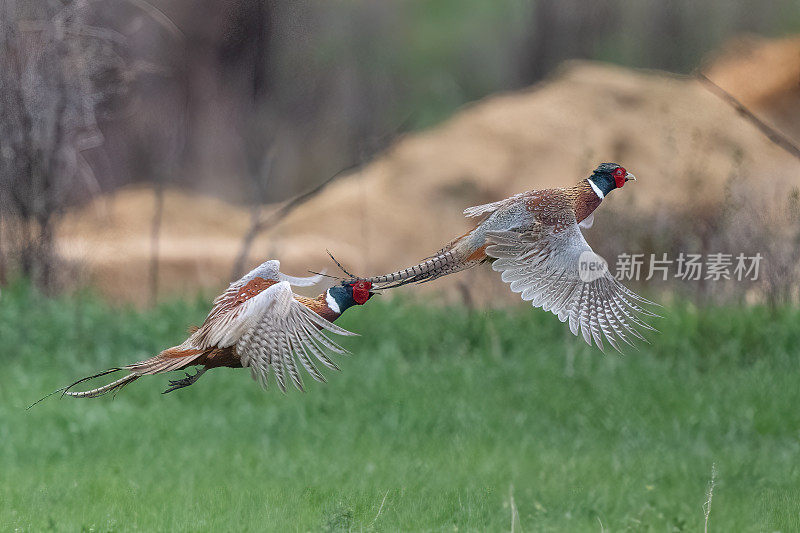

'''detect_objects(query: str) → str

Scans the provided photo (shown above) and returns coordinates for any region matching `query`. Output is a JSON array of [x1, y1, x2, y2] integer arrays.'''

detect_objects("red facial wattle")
[[352, 281, 372, 305], [614, 167, 627, 188]]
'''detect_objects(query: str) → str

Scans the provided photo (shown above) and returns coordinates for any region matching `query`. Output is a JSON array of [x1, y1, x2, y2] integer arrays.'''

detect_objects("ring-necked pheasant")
[[57, 260, 374, 398], [350, 163, 657, 351]]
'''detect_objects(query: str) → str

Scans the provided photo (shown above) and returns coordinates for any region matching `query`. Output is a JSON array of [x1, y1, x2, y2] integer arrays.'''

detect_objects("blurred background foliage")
[[7, 0, 800, 200], [1, 0, 799, 299], [128, 0, 800, 199]]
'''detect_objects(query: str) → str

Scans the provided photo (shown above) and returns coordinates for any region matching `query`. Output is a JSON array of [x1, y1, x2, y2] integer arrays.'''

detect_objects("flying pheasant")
[[59, 260, 375, 398], [351, 163, 657, 351]]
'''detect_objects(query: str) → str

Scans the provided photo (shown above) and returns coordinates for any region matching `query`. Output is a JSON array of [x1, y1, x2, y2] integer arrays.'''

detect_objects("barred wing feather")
[[278, 271, 325, 287], [247, 259, 324, 287], [188, 261, 323, 349], [463, 193, 525, 218], [235, 282, 357, 391], [485, 225, 658, 351], [190, 280, 285, 349]]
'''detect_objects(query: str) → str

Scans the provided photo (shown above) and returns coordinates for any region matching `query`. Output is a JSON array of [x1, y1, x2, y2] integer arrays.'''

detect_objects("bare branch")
[[230, 118, 410, 278], [117, 0, 185, 41], [696, 71, 800, 161], [0, 0, 143, 290], [252, 160, 363, 235], [228, 160, 367, 280], [17, 20, 128, 45]]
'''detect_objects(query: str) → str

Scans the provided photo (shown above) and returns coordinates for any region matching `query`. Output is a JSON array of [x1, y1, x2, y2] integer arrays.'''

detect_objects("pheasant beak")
[[625, 172, 636, 182]]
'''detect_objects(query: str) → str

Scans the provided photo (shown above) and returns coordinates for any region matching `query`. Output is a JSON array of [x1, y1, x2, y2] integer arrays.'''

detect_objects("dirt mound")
[[59, 39, 800, 306], [58, 187, 255, 302], [703, 34, 800, 141]]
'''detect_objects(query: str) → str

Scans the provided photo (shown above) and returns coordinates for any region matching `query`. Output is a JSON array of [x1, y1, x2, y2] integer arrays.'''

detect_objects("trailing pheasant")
[[350, 162, 657, 351], [55, 260, 374, 399]]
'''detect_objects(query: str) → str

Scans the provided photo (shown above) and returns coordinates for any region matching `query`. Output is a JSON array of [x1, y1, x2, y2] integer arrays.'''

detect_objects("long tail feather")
[[28, 368, 137, 407], [28, 368, 121, 408], [31, 347, 207, 405], [357, 236, 482, 287], [63, 372, 140, 399]]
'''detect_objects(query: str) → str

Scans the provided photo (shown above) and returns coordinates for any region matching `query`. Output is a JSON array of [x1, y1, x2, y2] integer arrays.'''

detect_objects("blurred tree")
[[160, 0, 799, 202], [0, 0, 131, 290], [3, 0, 800, 296], [0, 0, 184, 291], [522, 0, 617, 82]]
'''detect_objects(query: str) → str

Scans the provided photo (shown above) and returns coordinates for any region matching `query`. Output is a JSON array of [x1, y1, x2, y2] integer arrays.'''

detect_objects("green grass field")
[[2, 282, 799, 532]]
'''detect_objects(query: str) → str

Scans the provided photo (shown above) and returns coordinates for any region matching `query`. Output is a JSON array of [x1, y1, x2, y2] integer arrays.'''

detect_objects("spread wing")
[[277, 270, 326, 287], [485, 223, 658, 351], [187, 260, 324, 350], [463, 192, 526, 218], [248, 259, 325, 287], [235, 281, 357, 392]]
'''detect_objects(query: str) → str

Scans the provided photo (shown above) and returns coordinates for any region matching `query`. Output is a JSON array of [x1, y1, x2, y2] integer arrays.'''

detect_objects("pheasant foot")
[[162, 367, 207, 394]]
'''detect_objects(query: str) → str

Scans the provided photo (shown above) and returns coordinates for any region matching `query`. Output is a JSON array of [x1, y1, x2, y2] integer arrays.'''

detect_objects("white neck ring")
[[325, 289, 341, 314], [588, 179, 605, 199]]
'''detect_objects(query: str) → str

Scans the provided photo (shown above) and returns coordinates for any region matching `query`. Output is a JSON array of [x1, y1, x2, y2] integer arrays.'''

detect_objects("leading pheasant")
[[351, 163, 657, 351], [57, 260, 375, 398]]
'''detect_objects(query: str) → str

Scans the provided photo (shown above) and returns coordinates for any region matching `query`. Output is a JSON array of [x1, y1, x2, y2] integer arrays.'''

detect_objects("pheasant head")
[[327, 280, 375, 313], [587, 162, 636, 198]]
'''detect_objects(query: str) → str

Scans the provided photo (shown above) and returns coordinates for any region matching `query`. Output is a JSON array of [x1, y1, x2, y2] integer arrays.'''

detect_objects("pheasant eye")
[[613, 167, 627, 188], [351, 281, 371, 304]]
